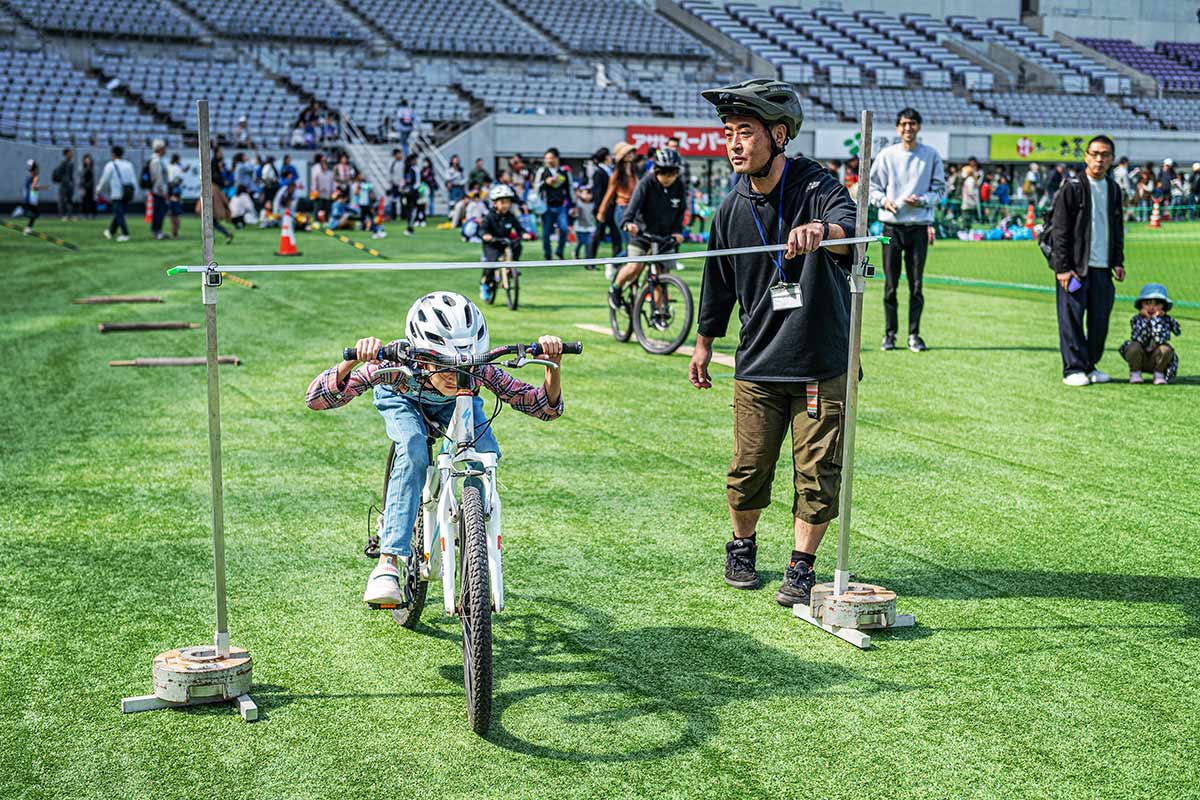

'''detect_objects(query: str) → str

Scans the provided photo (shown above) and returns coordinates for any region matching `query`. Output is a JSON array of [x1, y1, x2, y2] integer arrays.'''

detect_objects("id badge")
[[770, 282, 804, 311]]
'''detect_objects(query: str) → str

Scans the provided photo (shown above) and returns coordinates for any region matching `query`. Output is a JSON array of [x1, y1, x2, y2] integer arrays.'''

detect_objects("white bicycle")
[[349, 338, 582, 734]]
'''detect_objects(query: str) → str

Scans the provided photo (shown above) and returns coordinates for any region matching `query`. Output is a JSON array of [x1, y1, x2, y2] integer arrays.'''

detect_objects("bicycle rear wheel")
[[459, 485, 492, 735], [503, 268, 519, 310], [608, 282, 634, 342], [633, 274, 694, 355]]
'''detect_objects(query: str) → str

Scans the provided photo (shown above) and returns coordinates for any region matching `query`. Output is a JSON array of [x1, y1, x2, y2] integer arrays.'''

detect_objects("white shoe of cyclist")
[[1063, 372, 1091, 387], [1088, 369, 1111, 384], [363, 562, 405, 605]]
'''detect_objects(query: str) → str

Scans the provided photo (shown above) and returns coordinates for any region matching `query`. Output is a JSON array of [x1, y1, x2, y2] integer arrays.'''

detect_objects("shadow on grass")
[[156, 683, 463, 722], [885, 568, 1200, 638], [424, 595, 911, 762]]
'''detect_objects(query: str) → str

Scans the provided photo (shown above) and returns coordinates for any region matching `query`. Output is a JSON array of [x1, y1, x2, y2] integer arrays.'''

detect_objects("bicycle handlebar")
[[342, 340, 583, 365]]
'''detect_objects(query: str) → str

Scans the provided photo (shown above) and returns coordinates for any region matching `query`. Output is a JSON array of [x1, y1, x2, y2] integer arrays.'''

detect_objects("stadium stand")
[[977, 92, 1155, 129], [0, 45, 165, 146], [460, 60, 652, 116], [1158, 41, 1200, 71], [813, 86, 1000, 127], [1124, 97, 1200, 131], [2, 0, 204, 39], [505, 0, 710, 58], [343, 0, 557, 56], [1080, 38, 1200, 92], [93, 52, 297, 145], [174, 0, 369, 43]]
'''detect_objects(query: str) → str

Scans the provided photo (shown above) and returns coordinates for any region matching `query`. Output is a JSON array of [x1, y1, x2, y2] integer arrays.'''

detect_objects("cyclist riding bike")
[[608, 147, 687, 310], [479, 183, 527, 303], [304, 292, 566, 605]]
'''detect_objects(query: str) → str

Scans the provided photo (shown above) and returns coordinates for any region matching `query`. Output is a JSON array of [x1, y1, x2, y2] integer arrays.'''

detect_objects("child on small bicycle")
[[480, 183, 527, 303], [306, 292, 566, 605], [608, 147, 687, 309]]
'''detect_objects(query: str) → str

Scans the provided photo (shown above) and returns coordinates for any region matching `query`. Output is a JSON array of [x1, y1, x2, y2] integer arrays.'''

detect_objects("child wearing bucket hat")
[[1119, 283, 1180, 384]]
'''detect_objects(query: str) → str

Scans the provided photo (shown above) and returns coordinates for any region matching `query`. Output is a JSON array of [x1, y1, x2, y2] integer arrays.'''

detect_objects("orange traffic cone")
[[1025, 203, 1035, 231], [275, 208, 302, 256], [144, 193, 153, 224], [1148, 199, 1161, 229]]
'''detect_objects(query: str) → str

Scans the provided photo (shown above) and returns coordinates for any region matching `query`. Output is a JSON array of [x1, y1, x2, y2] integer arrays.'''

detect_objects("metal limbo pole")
[[121, 100, 256, 720], [833, 109, 874, 597], [792, 109, 914, 649]]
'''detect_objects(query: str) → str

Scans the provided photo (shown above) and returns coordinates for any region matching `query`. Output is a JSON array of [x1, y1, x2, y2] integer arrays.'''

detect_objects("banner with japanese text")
[[989, 133, 1104, 162], [626, 125, 725, 157]]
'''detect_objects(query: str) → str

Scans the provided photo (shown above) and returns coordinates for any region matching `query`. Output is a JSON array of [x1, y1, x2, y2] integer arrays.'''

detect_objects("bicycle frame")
[[418, 372, 505, 616]]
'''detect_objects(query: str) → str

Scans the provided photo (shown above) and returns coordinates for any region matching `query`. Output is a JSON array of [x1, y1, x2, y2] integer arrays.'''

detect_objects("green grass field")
[[2, 217, 1198, 800]]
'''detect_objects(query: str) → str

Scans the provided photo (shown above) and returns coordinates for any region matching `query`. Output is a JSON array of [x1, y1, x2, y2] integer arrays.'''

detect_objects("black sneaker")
[[908, 334, 928, 352], [775, 558, 816, 606], [724, 537, 759, 589], [881, 333, 896, 351], [608, 284, 624, 310]]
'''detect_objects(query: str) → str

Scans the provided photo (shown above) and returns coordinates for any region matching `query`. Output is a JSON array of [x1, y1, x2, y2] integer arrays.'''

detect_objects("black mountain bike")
[[608, 234, 694, 355]]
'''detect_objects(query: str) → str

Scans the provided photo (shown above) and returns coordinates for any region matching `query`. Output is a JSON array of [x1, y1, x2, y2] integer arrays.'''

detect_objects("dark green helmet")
[[701, 79, 805, 140]]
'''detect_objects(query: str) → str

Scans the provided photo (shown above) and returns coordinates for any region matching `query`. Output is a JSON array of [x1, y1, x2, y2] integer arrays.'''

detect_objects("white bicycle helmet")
[[488, 183, 517, 203], [405, 292, 490, 358]]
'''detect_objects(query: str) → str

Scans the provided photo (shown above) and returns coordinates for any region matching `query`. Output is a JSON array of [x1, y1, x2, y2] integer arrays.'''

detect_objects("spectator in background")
[[1022, 162, 1041, 207], [381, 116, 399, 144], [665, 136, 691, 188], [229, 188, 256, 228], [149, 139, 168, 240], [18, 160, 40, 235], [396, 99, 416, 157], [400, 153, 419, 236], [1134, 170, 1152, 221], [1046, 163, 1066, 205], [388, 149, 405, 221], [1189, 163, 1200, 221], [79, 154, 96, 219], [597, 142, 638, 270], [291, 124, 306, 148], [98, 145, 136, 242], [571, 184, 596, 262], [469, 158, 491, 186], [1156, 158, 1175, 192], [446, 154, 466, 205], [843, 154, 860, 191], [312, 153, 334, 220], [420, 158, 438, 217], [959, 164, 979, 228], [334, 153, 353, 195], [869, 107, 945, 353], [260, 156, 279, 211], [509, 153, 530, 192], [1047, 135, 1125, 387], [534, 147, 572, 260], [167, 153, 185, 239], [280, 154, 299, 187], [1113, 156, 1132, 208], [995, 174, 1011, 209], [200, 180, 235, 244], [53, 148, 75, 219], [234, 115, 252, 148], [233, 152, 257, 196], [588, 147, 617, 260]]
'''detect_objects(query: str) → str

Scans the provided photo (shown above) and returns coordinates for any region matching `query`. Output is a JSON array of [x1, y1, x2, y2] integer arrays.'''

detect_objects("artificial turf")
[[1, 217, 1197, 800]]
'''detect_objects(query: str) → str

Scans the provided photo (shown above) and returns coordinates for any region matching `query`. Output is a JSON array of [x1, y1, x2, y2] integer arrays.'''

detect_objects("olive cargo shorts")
[[727, 375, 846, 524]]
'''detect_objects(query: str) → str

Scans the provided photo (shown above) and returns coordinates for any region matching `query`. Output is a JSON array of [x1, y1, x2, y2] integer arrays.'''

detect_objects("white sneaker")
[[363, 563, 405, 605], [1153, 372, 1168, 385], [1088, 370, 1111, 384], [116, 235, 130, 242], [23, 226, 33, 235], [103, 229, 112, 240], [1129, 371, 1143, 384], [604, 264, 616, 281], [1063, 372, 1091, 387]]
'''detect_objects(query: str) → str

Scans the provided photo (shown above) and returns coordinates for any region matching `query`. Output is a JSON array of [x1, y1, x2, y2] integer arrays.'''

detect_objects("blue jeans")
[[612, 203, 628, 256], [542, 205, 569, 258], [573, 230, 593, 258], [373, 386, 500, 556]]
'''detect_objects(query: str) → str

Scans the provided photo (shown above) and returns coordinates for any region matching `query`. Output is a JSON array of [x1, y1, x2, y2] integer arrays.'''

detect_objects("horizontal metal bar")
[[167, 236, 889, 276]]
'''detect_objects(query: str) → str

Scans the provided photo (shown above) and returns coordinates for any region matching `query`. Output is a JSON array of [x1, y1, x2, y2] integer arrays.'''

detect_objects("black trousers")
[[881, 223, 928, 336], [589, 212, 620, 259], [1056, 267, 1114, 377]]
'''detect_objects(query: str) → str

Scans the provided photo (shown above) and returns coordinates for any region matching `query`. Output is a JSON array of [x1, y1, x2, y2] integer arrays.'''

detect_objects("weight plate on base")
[[152, 645, 252, 703], [808, 582, 898, 630]]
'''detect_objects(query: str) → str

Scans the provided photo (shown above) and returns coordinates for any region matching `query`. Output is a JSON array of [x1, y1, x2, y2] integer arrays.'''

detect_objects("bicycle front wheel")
[[633, 274, 694, 355], [503, 268, 519, 310], [459, 485, 492, 735]]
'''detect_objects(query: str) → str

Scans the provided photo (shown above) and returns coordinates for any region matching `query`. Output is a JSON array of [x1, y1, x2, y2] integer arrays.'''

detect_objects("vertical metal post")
[[833, 110, 874, 597], [197, 100, 230, 657]]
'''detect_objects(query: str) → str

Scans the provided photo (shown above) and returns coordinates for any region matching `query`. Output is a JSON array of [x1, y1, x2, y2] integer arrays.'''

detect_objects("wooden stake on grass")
[[109, 356, 241, 367], [73, 296, 163, 304], [98, 322, 199, 333]]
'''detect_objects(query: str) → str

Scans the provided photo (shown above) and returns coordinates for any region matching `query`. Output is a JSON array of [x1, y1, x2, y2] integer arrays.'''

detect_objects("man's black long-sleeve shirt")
[[624, 172, 686, 249], [697, 156, 858, 382]]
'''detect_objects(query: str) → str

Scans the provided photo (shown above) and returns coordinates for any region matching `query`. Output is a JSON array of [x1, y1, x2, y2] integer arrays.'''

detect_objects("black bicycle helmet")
[[701, 79, 804, 176], [653, 147, 683, 171]]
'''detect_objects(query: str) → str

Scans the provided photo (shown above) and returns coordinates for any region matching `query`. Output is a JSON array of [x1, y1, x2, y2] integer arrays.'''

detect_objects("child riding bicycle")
[[479, 183, 528, 303], [305, 292, 566, 605], [608, 147, 687, 310]]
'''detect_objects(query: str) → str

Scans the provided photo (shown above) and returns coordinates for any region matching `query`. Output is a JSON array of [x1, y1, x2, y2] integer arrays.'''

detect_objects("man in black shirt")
[[588, 147, 619, 260], [690, 79, 856, 608]]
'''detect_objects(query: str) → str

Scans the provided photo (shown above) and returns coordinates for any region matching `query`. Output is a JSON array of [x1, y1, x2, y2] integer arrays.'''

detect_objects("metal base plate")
[[122, 644, 256, 720], [794, 582, 916, 650]]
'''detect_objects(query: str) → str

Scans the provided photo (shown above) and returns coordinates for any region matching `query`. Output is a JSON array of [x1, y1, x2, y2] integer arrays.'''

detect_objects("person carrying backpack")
[[97, 145, 137, 241]]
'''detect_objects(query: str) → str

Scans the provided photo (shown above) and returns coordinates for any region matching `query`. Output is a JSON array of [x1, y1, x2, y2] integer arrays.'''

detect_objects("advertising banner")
[[813, 128, 949, 160], [989, 133, 1101, 162], [626, 125, 725, 157]]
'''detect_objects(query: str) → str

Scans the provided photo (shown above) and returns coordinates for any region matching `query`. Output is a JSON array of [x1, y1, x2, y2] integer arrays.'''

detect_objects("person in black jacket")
[[479, 183, 527, 304], [587, 147, 618, 259], [690, 79, 854, 609], [1048, 135, 1126, 386], [606, 148, 687, 309]]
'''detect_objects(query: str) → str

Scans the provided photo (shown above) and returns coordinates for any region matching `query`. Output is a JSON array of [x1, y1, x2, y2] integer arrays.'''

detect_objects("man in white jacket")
[[96, 145, 137, 242], [869, 108, 945, 352]]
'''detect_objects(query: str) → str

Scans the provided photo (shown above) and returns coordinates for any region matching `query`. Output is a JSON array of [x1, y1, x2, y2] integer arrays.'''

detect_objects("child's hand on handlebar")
[[353, 337, 383, 363], [536, 335, 564, 365], [625, 222, 639, 234], [672, 232, 684, 244]]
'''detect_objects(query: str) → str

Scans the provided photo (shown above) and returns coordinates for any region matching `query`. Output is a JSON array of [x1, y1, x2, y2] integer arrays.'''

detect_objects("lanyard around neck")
[[746, 158, 789, 282]]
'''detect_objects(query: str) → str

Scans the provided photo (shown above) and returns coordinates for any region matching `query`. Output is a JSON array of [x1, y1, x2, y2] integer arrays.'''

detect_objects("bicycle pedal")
[[366, 601, 410, 611]]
